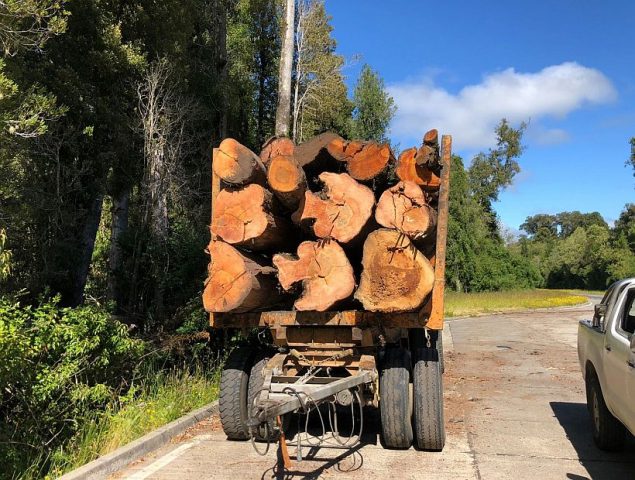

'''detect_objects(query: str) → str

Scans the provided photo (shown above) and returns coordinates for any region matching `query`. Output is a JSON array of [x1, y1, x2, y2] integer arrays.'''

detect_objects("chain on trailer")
[[246, 350, 370, 462]]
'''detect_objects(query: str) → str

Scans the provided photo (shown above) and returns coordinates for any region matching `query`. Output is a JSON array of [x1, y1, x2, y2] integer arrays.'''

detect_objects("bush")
[[0, 296, 145, 478]]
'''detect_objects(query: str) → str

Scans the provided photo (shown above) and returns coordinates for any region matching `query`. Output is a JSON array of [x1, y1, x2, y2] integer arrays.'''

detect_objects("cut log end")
[[395, 148, 441, 189], [273, 240, 354, 311], [299, 172, 375, 244], [327, 139, 393, 181], [211, 183, 292, 250], [260, 137, 295, 166], [213, 138, 266, 185], [375, 181, 437, 240], [203, 241, 283, 313], [266, 155, 307, 210], [354, 229, 434, 312]]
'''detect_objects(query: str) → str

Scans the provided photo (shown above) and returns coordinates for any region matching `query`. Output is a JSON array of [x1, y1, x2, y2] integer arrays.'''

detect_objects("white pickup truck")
[[578, 278, 635, 450]]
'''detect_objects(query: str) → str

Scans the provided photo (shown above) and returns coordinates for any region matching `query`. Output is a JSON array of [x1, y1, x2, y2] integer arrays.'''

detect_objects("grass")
[[444, 289, 588, 318], [33, 366, 220, 479]]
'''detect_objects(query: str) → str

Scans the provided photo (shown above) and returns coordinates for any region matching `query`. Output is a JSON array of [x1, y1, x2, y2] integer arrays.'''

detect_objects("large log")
[[266, 154, 307, 211], [354, 228, 434, 312], [375, 181, 437, 241], [294, 131, 342, 167], [213, 138, 266, 185], [273, 240, 355, 311], [418, 129, 441, 172], [211, 183, 294, 251], [395, 147, 441, 189], [260, 136, 295, 167], [299, 172, 375, 244], [203, 240, 285, 313], [327, 139, 394, 182]]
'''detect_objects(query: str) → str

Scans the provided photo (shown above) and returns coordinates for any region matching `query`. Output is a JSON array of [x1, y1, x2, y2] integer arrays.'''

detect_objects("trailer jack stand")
[[277, 416, 292, 469]]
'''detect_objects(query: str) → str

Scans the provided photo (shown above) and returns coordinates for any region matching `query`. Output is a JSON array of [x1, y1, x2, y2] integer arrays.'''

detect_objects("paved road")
[[114, 302, 635, 480]]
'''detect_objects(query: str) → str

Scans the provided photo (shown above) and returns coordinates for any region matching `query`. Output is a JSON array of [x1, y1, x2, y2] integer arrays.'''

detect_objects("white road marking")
[[124, 435, 212, 480]]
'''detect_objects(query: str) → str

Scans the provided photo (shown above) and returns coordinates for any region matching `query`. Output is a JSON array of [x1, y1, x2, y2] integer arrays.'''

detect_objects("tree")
[[469, 119, 526, 211], [291, 0, 350, 142], [614, 203, 635, 254], [275, 0, 294, 136], [520, 214, 558, 240], [0, 0, 67, 56], [350, 64, 396, 142], [556, 211, 607, 237]]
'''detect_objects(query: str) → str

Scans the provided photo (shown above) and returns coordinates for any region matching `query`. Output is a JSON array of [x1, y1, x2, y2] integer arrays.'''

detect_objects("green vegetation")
[[444, 289, 588, 318], [42, 367, 220, 478], [350, 64, 396, 143], [0, 1, 631, 478]]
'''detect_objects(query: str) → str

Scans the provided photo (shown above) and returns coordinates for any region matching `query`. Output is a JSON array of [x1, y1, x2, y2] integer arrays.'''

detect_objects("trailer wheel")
[[380, 347, 413, 449], [587, 373, 626, 451], [437, 332, 445, 374], [412, 347, 445, 451], [219, 346, 254, 440], [247, 352, 280, 441], [409, 329, 444, 374]]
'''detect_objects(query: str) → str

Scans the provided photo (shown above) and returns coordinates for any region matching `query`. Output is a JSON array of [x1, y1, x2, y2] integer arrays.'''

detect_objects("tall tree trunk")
[[69, 194, 104, 306], [109, 186, 130, 313], [215, 0, 228, 140], [275, 0, 294, 137]]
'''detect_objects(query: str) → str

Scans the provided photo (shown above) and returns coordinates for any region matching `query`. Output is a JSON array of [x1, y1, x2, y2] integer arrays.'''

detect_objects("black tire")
[[247, 352, 279, 441], [380, 347, 413, 449], [437, 331, 445, 374], [586, 373, 626, 451], [412, 347, 445, 451], [219, 346, 254, 440], [409, 329, 444, 374]]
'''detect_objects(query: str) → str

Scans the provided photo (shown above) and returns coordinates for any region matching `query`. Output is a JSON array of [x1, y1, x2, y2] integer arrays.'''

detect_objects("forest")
[[0, 0, 633, 478]]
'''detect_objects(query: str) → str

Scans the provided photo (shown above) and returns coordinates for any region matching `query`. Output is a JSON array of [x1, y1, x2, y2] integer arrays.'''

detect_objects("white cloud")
[[388, 62, 617, 150]]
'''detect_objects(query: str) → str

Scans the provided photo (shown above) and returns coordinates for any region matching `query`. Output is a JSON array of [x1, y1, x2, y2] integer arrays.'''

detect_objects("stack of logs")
[[203, 129, 443, 314]]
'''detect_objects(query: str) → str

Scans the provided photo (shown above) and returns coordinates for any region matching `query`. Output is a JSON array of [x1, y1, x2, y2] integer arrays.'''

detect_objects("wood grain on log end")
[[273, 240, 354, 311], [354, 228, 434, 312]]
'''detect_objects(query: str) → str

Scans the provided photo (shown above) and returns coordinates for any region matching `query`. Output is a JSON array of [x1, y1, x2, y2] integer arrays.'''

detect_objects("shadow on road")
[[550, 401, 635, 480], [260, 406, 380, 480]]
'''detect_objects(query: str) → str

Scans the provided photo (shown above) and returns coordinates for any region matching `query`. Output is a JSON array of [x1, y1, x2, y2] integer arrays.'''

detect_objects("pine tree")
[[350, 64, 396, 142], [292, 0, 351, 142]]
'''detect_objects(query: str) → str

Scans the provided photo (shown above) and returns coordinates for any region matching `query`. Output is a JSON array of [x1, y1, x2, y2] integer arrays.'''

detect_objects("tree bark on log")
[[299, 172, 375, 244], [327, 139, 394, 182], [260, 136, 295, 167], [273, 240, 354, 311], [375, 181, 437, 241], [395, 147, 441, 189], [354, 228, 434, 312], [211, 183, 294, 251], [418, 128, 441, 172], [213, 138, 267, 185], [203, 240, 284, 312], [266, 154, 307, 211], [294, 131, 342, 167]]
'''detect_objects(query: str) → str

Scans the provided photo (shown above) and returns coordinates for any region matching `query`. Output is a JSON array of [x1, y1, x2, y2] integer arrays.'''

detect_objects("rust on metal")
[[423, 135, 451, 330], [212, 309, 429, 329]]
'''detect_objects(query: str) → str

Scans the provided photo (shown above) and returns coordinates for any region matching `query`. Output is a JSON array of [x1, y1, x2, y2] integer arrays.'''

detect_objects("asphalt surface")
[[113, 300, 635, 480]]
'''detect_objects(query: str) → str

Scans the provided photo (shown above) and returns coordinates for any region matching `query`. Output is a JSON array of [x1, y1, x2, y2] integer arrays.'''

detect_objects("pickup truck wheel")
[[412, 347, 446, 451], [587, 374, 626, 451], [219, 346, 255, 440], [380, 347, 413, 449]]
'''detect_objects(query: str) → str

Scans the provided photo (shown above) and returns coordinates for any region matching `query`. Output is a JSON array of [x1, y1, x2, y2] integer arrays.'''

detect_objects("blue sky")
[[326, 0, 634, 231]]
